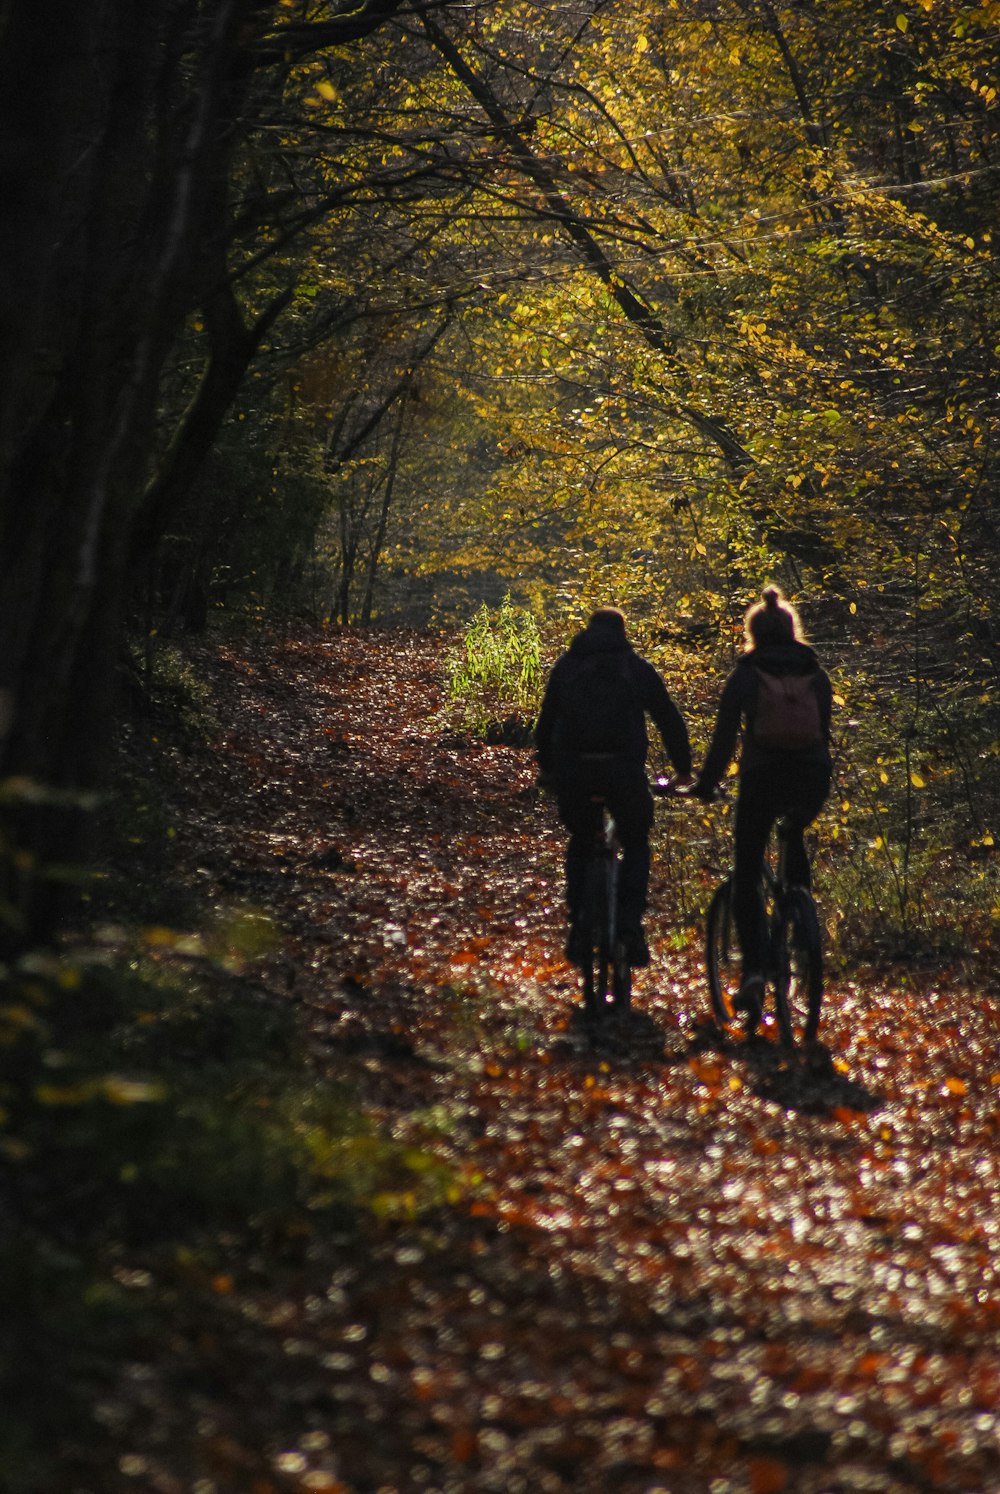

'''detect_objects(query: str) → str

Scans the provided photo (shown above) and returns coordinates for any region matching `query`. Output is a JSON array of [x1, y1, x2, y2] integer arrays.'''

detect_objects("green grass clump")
[[445, 593, 542, 740]]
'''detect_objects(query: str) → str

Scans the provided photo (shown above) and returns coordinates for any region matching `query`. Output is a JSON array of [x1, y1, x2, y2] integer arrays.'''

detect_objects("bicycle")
[[575, 794, 632, 1021], [705, 813, 823, 1048], [551, 769, 693, 1022]]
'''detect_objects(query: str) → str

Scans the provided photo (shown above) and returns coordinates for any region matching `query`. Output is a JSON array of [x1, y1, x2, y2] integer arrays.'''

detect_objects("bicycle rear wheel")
[[611, 940, 631, 1009], [773, 889, 823, 1048], [705, 877, 739, 1027], [606, 849, 631, 1010], [581, 857, 611, 1020]]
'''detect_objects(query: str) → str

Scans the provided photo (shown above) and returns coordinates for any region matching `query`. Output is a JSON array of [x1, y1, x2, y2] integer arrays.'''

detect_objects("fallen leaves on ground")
[[87, 627, 1000, 1494]]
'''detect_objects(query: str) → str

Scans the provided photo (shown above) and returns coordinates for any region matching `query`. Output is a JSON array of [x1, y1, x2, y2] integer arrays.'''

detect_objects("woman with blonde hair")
[[694, 587, 833, 1026]]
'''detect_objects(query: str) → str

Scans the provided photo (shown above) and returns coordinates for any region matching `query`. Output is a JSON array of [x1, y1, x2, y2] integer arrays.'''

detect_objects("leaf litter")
[[90, 628, 1000, 1494]]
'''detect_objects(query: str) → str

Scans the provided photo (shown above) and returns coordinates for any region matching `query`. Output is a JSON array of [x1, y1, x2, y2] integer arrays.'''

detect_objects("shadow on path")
[[684, 1016, 883, 1116], [553, 1003, 675, 1066], [551, 1006, 881, 1118]]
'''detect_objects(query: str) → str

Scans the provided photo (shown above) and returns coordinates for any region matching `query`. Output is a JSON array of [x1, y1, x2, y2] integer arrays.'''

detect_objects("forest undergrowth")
[[7, 626, 1000, 1494]]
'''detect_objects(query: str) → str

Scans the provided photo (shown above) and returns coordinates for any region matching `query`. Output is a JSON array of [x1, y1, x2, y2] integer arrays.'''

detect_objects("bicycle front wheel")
[[705, 878, 739, 1027], [773, 889, 823, 1048]]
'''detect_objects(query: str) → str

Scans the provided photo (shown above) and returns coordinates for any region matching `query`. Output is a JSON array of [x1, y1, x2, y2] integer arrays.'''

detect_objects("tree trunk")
[[0, 0, 420, 948], [0, 0, 252, 944], [361, 401, 407, 624]]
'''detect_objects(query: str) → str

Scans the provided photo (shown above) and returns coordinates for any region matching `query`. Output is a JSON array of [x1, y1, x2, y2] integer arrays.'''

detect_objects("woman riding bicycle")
[[693, 587, 833, 1020]]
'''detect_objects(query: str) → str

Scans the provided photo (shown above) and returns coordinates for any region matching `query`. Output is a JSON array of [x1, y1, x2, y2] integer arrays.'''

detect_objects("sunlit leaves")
[[35, 1074, 167, 1107]]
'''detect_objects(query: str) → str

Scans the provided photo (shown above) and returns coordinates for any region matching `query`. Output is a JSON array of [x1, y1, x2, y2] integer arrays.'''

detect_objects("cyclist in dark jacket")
[[535, 607, 693, 967], [694, 586, 832, 1015]]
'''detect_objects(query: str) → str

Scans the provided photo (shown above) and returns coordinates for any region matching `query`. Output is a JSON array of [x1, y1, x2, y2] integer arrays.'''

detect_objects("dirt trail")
[[108, 628, 1000, 1494]]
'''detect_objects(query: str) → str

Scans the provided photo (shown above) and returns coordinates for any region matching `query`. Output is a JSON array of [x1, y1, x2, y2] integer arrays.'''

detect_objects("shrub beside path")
[[87, 627, 1000, 1494]]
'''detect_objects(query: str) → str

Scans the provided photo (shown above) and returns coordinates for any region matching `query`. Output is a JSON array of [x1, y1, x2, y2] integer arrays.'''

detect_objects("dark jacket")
[[698, 641, 833, 791], [535, 621, 692, 777]]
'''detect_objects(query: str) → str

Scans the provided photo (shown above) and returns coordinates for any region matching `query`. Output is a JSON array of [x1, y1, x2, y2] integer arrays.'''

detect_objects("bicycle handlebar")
[[537, 770, 730, 802]]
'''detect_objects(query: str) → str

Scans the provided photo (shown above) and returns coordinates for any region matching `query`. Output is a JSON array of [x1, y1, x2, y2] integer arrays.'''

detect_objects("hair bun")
[[744, 584, 804, 649]]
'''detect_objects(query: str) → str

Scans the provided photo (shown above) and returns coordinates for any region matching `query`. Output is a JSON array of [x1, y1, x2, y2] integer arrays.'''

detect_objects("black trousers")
[[733, 761, 831, 975], [556, 757, 654, 926]]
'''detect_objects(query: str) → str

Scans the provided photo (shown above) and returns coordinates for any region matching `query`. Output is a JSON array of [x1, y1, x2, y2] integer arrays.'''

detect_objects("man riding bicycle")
[[535, 607, 693, 968]]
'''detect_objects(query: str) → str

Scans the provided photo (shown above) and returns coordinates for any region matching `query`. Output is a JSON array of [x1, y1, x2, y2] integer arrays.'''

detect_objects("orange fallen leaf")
[[451, 1430, 477, 1463], [749, 1455, 788, 1493]]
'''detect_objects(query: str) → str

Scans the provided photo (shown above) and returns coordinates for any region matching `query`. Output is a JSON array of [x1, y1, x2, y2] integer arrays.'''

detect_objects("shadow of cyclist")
[[744, 1038, 881, 1116], [682, 1018, 881, 1116], [557, 1003, 670, 1064]]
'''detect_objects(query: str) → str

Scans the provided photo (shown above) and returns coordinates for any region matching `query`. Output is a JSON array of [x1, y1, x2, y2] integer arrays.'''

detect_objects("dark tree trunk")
[[0, 0, 268, 943], [0, 0, 453, 945]]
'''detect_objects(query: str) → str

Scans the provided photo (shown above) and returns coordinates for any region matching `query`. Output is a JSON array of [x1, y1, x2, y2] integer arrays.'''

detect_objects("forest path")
[[117, 628, 1000, 1494]]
